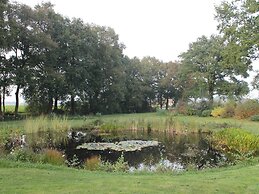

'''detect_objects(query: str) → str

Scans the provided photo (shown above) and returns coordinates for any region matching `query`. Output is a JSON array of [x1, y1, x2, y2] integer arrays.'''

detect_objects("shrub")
[[221, 101, 236, 118], [235, 99, 259, 119], [211, 107, 225, 117], [8, 148, 41, 163], [201, 110, 211, 117], [250, 115, 259, 122], [176, 101, 198, 116], [213, 128, 259, 157]]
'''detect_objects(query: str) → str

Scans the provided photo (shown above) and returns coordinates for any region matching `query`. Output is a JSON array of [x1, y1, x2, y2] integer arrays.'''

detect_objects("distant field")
[[4, 105, 27, 113]]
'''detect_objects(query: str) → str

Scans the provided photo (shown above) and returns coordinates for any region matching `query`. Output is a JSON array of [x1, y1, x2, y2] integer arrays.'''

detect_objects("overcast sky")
[[7, 0, 258, 101], [13, 0, 224, 62]]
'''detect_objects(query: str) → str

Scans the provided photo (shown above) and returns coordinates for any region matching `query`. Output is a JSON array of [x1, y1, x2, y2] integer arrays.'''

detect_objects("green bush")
[[8, 148, 42, 163], [235, 99, 259, 119], [213, 128, 259, 157], [200, 110, 211, 117], [250, 115, 259, 121]]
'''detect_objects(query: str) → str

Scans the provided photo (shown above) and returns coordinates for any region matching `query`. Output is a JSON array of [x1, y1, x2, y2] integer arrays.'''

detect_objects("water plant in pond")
[[98, 154, 129, 172], [76, 140, 160, 152], [212, 128, 259, 158]]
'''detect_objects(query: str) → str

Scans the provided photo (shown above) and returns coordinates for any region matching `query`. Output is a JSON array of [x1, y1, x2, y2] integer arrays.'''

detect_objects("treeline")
[[0, 1, 182, 115], [0, 0, 257, 116]]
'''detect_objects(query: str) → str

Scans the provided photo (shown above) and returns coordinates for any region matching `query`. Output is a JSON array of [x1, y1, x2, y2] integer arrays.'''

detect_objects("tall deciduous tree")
[[180, 35, 249, 105], [215, 0, 258, 72]]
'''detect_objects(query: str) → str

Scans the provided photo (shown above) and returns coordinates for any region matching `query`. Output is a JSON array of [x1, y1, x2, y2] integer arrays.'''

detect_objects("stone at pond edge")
[[76, 140, 160, 152]]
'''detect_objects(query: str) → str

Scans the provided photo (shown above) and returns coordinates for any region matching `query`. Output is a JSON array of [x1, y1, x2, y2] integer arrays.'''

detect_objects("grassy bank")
[[0, 159, 258, 194], [2, 112, 259, 133]]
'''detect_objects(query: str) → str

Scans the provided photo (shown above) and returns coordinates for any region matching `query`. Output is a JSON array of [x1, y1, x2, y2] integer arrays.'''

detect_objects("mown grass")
[[0, 158, 258, 194]]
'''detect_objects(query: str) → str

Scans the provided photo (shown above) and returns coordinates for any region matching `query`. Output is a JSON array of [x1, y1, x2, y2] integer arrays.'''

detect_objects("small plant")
[[250, 115, 259, 121], [66, 154, 81, 167], [84, 155, 101, 171], [98, 154, 129, 172], [42, 149, 65, 165], [8, 148, 41, 163], [200, 110, 211, 117]]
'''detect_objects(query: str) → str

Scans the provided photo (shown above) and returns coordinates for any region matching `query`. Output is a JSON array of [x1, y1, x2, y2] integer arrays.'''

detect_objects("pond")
[[7, 128, 228, 171], [64, 129, 227, 171]]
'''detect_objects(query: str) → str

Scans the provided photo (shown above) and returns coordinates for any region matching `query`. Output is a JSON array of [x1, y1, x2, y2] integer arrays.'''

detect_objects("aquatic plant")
[[98, 154, 129, 172], [212, 128, 259, 158]]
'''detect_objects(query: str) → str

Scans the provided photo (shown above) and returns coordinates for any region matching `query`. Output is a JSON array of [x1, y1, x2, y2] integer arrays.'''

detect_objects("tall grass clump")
[[42, 149, 65, 165], [24, 116, 70, 149], [213, 128, 259, 158], [24, 115, 70, 133], [84, 155, 101, 171]]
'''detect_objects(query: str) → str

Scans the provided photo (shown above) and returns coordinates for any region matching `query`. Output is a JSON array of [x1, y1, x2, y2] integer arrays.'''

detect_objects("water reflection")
[[67, 129, 227, 170]]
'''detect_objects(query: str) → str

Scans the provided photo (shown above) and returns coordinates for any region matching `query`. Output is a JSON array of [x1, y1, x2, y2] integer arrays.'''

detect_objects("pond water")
[[8, 128, 227, 171], [64, 129, 227, 170]]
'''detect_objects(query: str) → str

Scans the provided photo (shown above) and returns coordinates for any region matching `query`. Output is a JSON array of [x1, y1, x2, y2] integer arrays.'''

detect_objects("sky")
[[6, 0, 259, 102], [14, 0, 224, 62]]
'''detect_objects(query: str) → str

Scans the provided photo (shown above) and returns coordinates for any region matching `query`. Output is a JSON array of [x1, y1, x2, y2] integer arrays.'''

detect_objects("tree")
[[0, 0, 9, 116], [157, 61, 181, 109], [215, 0, 258, 71], [180, 35, 249, 105], [23, 3, 67, 114], [5, 2, 37, 115]]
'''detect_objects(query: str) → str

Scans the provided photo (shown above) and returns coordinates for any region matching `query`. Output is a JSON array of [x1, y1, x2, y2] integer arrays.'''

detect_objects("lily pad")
[[76, 140, 160, 152]]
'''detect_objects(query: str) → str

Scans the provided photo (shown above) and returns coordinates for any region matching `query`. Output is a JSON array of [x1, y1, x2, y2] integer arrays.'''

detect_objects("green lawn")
[[0, 159, 258, 194]]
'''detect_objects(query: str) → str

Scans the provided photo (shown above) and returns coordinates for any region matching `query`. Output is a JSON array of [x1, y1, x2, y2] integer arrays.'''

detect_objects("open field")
[[4, 105, 27, 113], [0, 159, 259, 194]]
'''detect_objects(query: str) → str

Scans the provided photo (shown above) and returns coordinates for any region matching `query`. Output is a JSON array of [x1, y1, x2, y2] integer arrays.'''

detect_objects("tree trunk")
[[3, 86, 5, 115], [0, 89, 2, 116], [54, 97, 58, 112], [208, 83, 214, 108], [165, 96, 169, 110], [159, 94, 163, 109], [47, 97, 53, 114], [15, 85, 20, 116], [70, 95, 75, 115]]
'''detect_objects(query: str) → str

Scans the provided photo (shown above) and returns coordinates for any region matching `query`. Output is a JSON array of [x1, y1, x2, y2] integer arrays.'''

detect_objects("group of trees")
[[0, 1, 182, 115], [0, 0, 257, 116]]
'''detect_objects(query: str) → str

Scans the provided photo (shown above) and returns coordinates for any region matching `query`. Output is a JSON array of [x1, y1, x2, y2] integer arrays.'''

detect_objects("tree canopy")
[[0, 0, 257, 116]]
